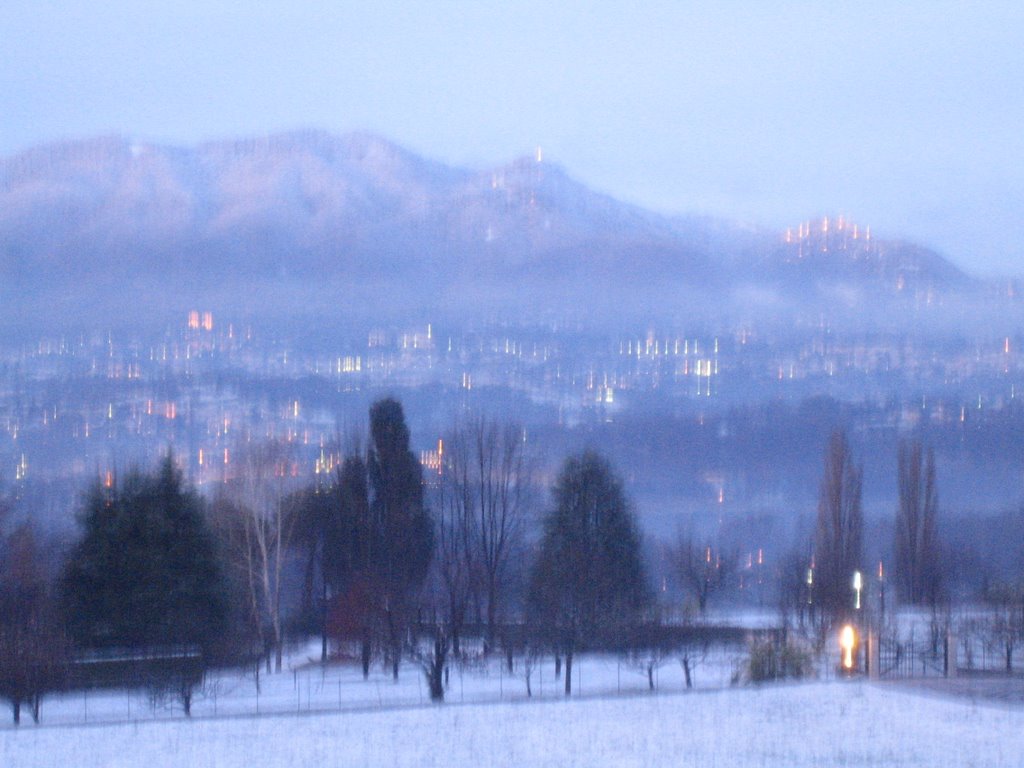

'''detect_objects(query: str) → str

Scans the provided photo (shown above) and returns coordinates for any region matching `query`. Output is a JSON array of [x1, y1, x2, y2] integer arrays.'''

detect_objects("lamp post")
[[877, 561, 885, 619], [804, 563, 814, 625], [840, 624, 857, 673]]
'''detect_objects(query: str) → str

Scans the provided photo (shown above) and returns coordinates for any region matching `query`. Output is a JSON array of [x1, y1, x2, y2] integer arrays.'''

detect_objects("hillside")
[[0, 131, 989, 332]]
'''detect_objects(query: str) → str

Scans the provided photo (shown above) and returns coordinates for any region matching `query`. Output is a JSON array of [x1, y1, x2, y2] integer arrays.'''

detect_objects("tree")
[[326, 451, 378, 679], [982, 582, 1024, 673], [291, 482, 336, 661], [624, 621, 676, 691], [61, 455, 227, 715], [62, 454, 227, 653], [290, 461, 368, 665], [216, 440, 300, 673], [813, 430, 863, 621], [432, 447, 475, 659], [669, 535, 735, 614], [0, 523, 68, 724], [777, 548, 815, 629], [437, 416, 533, 654], [367, 398, 433, 679], [466, 417, 531, 652], [895, 440, 941, 606], [528, 450, 648, 696], [417, 628, 449, 702]]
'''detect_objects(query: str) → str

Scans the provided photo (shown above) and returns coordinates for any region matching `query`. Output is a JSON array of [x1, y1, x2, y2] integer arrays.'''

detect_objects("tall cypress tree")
[[367, 398, 433, 678], [895, 440, 941, 606], [813, 430, 863, 620]]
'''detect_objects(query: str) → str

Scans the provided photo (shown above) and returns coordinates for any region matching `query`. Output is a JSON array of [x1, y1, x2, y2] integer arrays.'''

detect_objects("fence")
[[1, 647, 750, 729], [876, 632, 950, 679]]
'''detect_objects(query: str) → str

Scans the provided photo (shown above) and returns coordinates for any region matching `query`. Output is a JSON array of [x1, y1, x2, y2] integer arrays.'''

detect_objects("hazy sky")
[[3, 1, 1023, 274]]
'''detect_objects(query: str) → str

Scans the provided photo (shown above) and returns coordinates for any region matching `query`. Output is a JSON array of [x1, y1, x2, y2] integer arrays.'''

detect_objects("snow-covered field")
[[4, 679, 1023, 767], [0, 647, 750, 726], [2, 635, 1021, 766]]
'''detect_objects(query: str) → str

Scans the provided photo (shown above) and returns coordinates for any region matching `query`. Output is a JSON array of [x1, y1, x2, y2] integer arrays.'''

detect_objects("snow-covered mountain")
[[0, 131, 989, 331]]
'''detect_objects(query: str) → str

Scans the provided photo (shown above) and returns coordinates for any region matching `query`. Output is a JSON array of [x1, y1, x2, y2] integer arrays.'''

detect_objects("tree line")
[[671, 428, 947, 636], [0, 397, 648, 719], [0, 404, 1019, 722]]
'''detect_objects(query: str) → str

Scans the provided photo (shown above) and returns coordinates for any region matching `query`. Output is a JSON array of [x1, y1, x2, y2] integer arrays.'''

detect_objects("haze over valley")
[[5, 6, 1024, 762], [2, 131, 1024, 584]]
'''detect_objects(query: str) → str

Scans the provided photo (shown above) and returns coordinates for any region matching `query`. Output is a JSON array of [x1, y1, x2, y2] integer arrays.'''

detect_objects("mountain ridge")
[[0, 130, 997, 332]]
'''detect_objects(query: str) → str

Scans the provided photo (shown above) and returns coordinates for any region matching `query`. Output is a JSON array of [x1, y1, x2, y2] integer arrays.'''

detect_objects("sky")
[[2, 1, 1023, 275]]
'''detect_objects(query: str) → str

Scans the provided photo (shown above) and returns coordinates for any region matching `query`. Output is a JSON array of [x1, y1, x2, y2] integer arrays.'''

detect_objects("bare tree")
[[625, 637, 675, 691], [895, 440, 941, 606], [516, 639, 542, 697], [813, 430, 863, 621], [678, 636, 711, 689], [211, 495, 267, 687], [433, 444, 476, 657], [409, 624, 449, 702], [217, 440, 300, 673], [983, 582, 1024, 672], [669, 535, 735, 615], [443, 416, 533, 652], [777, 548, 814, 629]]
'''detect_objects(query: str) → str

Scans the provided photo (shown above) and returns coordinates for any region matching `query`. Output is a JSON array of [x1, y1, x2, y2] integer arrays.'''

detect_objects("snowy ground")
[[4, 679, 1023, 767], [2, 625, 1021, 766], [0, 645, 752, 726]]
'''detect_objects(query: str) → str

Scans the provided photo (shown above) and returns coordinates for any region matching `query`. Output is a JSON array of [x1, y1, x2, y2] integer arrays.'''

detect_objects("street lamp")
[[852, 570, 863, 610], [877, 561, 886, 617], [840, 624, 857, 672]]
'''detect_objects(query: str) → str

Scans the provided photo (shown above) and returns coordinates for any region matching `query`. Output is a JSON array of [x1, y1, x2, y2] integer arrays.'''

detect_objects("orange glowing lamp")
[[840, 624, 857, 670]]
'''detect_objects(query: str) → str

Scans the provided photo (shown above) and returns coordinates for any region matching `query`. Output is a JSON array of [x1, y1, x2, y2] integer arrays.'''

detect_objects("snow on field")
[[0, 648, 748, 726], [3, 680, 1023, 767]]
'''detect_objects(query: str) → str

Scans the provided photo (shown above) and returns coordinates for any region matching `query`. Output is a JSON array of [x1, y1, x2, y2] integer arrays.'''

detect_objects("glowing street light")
[[852, 570, 863, 610], [840, 624, 857, 671]]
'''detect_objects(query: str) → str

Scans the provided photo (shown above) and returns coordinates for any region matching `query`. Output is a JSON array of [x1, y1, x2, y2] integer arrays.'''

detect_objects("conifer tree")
[[61, 454, 228, 653], [528, 450, 647, 695], [367, 399, 433, 679], [0, 524, 68, 724]]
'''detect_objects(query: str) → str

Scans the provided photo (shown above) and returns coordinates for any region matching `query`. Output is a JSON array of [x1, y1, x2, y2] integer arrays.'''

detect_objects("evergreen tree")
[[528, 450, 648, 695], [367, 398, 433, 679], [61, 454, 228, 653], [293, 454, 372, 666], [334, 452, 378, 678], [290, 483, 337, 660], [0, 524, 68, 724]]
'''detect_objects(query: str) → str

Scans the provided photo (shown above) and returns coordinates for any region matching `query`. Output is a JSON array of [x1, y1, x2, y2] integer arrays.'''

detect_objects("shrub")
[[739, 638, 814, 684]]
